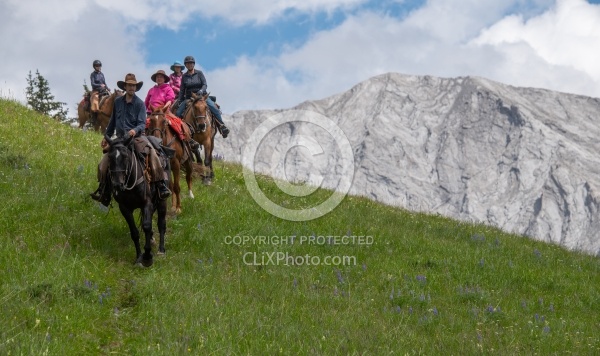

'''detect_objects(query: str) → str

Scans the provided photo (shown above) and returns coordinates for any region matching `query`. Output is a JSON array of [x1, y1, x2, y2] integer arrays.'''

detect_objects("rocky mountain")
[[214, 72, 600, 255]]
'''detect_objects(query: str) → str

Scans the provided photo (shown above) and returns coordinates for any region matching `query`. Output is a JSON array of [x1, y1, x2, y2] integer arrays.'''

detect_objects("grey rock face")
[[216, 72, 600, 255]]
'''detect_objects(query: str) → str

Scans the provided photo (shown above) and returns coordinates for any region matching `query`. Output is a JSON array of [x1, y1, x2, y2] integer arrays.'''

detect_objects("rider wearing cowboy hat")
[[91, 73, 171, 206], [145, 69, 200, 150]]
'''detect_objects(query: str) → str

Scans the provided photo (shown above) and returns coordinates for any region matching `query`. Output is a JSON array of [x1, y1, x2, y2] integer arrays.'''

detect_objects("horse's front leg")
[[140, 203, 154, 267], [184, 159, 194, 199], [156, 199, 167, 256], [119, 204, 141, 264], [171, 158, 182, 213], [203, 140, 214, 185]]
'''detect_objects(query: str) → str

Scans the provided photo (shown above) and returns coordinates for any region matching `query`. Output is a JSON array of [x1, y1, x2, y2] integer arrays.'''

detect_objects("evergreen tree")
[[25, 70, 69, 121]]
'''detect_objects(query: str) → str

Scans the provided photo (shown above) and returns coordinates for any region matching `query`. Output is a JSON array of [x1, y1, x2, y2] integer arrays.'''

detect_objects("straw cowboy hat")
[[117, 73, 143, 91], [151, 70, 170, 83]]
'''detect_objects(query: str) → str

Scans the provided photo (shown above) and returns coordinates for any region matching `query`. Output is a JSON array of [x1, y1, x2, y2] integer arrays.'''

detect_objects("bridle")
[[190, 97, 210, 133], [148, 111, 177, 147], [109, 142, 144, 191]]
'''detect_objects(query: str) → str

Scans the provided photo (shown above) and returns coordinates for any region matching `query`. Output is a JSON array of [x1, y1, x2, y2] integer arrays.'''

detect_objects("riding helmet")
[[93, 59, 102, 67], [184, 56, 195, 64]]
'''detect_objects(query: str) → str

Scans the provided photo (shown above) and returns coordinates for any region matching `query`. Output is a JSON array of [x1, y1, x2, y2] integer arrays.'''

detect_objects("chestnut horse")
[[147, 105, 194, 214], [78, 89, 123, 132], [104, 134, 168, 266], [182, 92, 217, 185]]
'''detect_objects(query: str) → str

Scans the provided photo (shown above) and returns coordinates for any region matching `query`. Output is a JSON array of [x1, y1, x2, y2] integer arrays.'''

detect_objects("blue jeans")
[[177, 97, 225, 126]]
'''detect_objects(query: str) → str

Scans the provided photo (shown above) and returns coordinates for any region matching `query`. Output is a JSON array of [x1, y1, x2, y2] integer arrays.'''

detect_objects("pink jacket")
[[145, 83, 175, 113], [169, 73, 183, 96]]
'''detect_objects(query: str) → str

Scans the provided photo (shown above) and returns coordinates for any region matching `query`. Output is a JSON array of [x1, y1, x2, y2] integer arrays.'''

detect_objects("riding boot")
[[220, 125, 230, 138], [90, 111, 98, 125], [156, 180, 171, 200], [90, 181, 112, 207], [213, 115, 229, 138], [187, 138, 200, 150]]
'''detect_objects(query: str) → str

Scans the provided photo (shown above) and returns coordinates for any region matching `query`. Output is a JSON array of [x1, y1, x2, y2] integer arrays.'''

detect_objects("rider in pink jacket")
[[145, 70, 175, 114]]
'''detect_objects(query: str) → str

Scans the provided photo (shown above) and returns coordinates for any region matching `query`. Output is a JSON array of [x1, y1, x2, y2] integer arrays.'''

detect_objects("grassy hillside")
[[0, 98, 599, 354]]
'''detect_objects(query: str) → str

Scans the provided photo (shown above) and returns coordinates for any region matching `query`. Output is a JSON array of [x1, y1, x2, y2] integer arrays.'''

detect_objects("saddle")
[[98, 91, 110, 109], [147, 136, 176, 159]]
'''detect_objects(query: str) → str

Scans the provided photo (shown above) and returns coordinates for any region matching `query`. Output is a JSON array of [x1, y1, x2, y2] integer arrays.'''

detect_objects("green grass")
[[0, 98, 599, 354]]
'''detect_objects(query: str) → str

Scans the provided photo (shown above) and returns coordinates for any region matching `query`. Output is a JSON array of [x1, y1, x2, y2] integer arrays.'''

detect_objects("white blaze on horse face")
[[115, 150, 120, 159]]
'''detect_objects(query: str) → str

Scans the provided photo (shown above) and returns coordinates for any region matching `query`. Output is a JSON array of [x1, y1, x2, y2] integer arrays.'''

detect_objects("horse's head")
[[188, 92, 210, 130], [146, 104, 170, 139], [105, 135, 134, 191]]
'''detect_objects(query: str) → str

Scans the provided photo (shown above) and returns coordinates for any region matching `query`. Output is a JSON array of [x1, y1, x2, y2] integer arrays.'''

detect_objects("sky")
[[2, 0, 600, 116]]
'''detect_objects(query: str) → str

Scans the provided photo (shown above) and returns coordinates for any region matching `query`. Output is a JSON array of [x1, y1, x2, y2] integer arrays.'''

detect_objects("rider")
[[90, 60, 109, 123], [144, 70, 175, 115], [169, 61, 185, 97], [176, 55, 230, 138], [145, 69, 200, 150], [90, 73, 171, 206]]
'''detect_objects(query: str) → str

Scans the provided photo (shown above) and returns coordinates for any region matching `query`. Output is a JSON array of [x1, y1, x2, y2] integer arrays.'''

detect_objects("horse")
[[182, 92, 217, 185], [104, 134, 168, 267], [147, 104, 194, 214], [77, 95, 91, 129], [78, 89, 123, 132]]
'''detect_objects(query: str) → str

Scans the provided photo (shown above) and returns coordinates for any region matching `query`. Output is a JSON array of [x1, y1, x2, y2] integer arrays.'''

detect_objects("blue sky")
[[2, 0, 600, 115], [144, 1, 424, 70]]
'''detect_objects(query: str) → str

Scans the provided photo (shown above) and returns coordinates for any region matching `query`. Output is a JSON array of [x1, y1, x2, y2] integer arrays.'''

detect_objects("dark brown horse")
[[104, 134, 168, 266], [147, 104, 194, 214], [78, 89, 123, 132], [182, 92, 217, 185]]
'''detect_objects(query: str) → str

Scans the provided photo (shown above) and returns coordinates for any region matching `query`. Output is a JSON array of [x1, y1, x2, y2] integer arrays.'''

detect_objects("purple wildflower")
[[335, 269, 344, 284]]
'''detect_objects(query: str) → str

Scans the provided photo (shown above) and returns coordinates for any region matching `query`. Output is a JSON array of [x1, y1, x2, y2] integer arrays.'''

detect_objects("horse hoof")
[[189, 191, 195, 199], [157, 251, 166, 257], [175, 208, 182, 214], [203, 179, 212, 186], [150, 238, 157, 247], [141, 258, 153, 267]]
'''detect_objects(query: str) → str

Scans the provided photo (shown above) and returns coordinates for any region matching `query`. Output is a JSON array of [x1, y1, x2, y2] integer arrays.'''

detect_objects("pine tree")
[[25, 69, 69, 121]]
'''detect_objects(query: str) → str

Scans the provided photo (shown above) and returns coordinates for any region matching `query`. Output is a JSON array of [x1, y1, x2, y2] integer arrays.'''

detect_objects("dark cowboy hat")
[[117, 73, 143, 91], [151, 70, 170, 83], [170, 61, 184, 71]]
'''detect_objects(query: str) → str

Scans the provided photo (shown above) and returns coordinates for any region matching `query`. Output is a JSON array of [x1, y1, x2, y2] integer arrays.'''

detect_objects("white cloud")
[[206, 0, 600, 112], [2, 0, 600, 118]]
